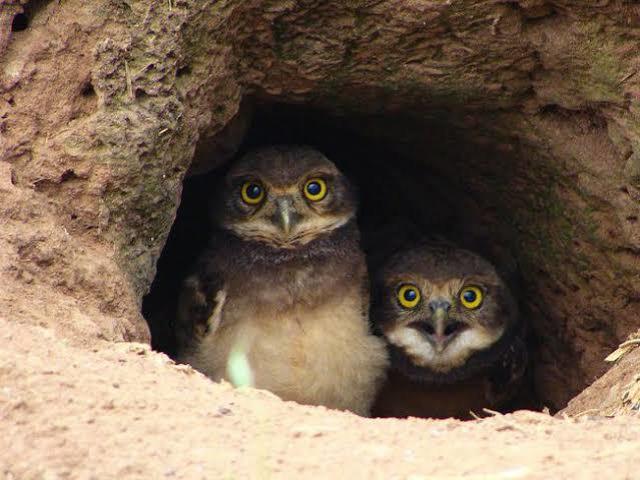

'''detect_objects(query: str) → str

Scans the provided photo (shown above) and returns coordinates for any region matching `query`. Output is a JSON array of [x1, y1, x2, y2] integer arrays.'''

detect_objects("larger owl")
[[371, 244, 527, 419], [175, 145, 388, 416]]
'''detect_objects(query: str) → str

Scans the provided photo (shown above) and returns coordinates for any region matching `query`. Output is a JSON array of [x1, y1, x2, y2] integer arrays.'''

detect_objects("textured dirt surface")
[[2, 317, 640, 480], [0, 158, 148, 346], [562, 343, 640, 417], [2, 0, 640, 476], [2, 0, 640, 409]]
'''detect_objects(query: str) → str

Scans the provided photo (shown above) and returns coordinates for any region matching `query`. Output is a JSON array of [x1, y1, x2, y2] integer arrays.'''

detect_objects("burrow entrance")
[[143, 99, 615, 415]]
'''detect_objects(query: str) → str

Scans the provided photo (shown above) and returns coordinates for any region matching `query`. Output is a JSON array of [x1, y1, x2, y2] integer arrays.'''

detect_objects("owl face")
[[217, 146, 356, 248], [373, 246, 517, 374]]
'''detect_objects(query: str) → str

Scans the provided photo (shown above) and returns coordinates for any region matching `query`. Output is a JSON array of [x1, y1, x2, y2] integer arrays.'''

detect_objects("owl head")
[[216, 146, 357, 248], [372, 244, 518, 378]]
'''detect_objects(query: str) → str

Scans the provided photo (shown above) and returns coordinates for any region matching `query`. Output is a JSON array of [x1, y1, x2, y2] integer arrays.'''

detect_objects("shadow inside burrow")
[[142, 100, 542, 414]]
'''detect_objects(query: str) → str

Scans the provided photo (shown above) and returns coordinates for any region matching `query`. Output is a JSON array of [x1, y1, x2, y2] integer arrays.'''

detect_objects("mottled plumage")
[[176, 145, 388, 416], [371, 244, 527, 419]]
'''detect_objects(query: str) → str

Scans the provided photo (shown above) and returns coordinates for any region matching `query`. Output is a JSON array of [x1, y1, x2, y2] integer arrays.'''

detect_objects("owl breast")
[[185, 257, 388, 416]]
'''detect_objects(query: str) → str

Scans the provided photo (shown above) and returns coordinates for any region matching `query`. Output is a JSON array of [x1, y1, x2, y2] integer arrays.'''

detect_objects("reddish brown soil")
[[2, 1, 640, 477], [2, 316, 639, 479], [562, 345, 640, 417], [3, 0, 640, 411], [0, 160, 148, 346]]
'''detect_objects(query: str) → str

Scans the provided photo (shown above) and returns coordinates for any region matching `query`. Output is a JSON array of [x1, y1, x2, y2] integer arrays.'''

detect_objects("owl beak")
[[431, 307, 450, 353], [274, 197, 299, 235], [427, 299, 457, 353]]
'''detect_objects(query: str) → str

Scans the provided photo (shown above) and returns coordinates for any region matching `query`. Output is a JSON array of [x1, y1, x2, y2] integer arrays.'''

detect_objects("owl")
[[175, 145, 388, 416], [370, 244, 527, 419]]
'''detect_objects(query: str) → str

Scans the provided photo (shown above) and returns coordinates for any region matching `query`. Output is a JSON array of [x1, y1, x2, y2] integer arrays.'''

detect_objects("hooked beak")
[[431, 306, 449, 353], [274, 197, 299, 235], [421, 298, 467, 354]]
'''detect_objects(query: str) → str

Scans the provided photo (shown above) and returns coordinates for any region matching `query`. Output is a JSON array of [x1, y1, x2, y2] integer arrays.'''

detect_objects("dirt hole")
[[143, 100, 578, 416], [11, 13, 29, 32], [80, 81, 96, 98], [11, 0, 51, 33], [176, 65, 192, 78]]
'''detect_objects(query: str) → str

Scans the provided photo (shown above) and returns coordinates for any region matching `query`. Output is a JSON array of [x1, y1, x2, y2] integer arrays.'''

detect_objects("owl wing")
[[485, 336, 528, 406], [175, 267, 226, 355]]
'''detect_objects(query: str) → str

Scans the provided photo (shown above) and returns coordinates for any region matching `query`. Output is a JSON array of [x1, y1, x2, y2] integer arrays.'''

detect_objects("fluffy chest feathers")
[[216, 282, 367, 382], [183, 238, 388, 415], [241, 262, 328, 311]]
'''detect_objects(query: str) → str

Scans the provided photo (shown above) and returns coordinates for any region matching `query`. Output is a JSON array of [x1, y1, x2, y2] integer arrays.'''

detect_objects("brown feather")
[[176, 146, 388, 416], [372, 243, 527, 418]]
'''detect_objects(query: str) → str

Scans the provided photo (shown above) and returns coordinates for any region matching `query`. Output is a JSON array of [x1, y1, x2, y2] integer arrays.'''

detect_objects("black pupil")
[[404, 289, 417, 302], [307, 181, 321, 196], [246, 184, 262, 199], [463, 290, 477, 303]]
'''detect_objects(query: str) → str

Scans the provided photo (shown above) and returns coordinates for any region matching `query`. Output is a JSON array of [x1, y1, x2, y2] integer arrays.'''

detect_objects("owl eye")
[[241, 181, 265, 205], [303, 178, 327, 201], [397, 284, 421, 309], [460, 286, 483, 309]]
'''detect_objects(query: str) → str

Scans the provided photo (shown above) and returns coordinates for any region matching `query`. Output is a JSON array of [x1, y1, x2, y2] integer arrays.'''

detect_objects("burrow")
[[143, 98, 635, 415], [4, 0, 640, 422]]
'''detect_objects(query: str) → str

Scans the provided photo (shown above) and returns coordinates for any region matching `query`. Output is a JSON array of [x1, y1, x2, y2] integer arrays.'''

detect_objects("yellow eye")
[[241, 181, 265, 205], [397, 284, 421, 309], [303, 178, 327, 202], [460, 286, 483, 309]]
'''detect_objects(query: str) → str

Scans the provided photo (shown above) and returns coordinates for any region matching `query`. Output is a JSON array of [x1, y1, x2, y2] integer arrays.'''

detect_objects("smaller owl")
[[371, 244, 527, 419]]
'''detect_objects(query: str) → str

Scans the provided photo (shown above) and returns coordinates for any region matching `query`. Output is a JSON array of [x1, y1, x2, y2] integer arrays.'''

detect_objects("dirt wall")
[[1, 1, 640, 462]]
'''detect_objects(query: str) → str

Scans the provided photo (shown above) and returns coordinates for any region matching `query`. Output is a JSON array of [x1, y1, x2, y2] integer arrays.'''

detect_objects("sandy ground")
[[2, 316, 639, 480], [562, 343, 640, 417], [2, 2, 640, 478]]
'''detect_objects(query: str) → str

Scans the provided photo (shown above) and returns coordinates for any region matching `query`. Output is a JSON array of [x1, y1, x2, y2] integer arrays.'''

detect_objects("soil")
[[2, 0, 640, 476], [561, 345, 640, 417], [2, 317, 640, 480]]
